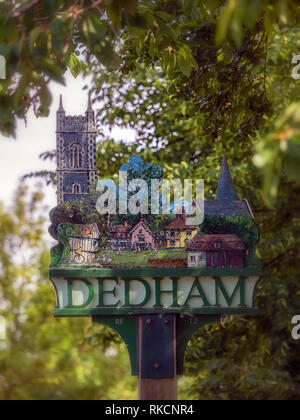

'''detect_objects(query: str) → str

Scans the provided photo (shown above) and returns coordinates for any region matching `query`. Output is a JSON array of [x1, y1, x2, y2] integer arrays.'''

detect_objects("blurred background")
[[0, 73, 139, 400]]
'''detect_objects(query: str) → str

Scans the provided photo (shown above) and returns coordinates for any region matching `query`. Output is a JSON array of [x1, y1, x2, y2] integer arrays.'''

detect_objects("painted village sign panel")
[[49, 97, 261, 317]]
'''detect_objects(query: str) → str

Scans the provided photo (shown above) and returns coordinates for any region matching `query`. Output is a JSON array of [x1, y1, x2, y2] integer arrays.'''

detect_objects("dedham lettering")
[[52, 276, 258, 311]]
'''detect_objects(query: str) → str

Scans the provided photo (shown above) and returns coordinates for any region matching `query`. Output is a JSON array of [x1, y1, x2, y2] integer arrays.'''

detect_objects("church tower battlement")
[[56, 95, 98, 205]]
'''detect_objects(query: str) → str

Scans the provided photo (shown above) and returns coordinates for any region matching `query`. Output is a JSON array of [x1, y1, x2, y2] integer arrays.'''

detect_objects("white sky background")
[[0, 71, 136, 210]]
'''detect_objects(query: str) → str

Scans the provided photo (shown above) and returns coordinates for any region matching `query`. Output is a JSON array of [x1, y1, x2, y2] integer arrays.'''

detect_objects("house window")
[[70, 143, 84, 168], [72, 183, 81, 194], [170, 231, 175, 237], [170, 240, 175, 246], [214, 242, 222, 249], [190, 256, 196, 262], [187, 231, 192, 236]]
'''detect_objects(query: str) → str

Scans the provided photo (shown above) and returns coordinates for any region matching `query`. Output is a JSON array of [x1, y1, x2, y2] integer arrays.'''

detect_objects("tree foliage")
[[0, 0, 298, 133], [1, 0, 300, 199], [0, 186, 136, 400], [199, 215, 259, 251]]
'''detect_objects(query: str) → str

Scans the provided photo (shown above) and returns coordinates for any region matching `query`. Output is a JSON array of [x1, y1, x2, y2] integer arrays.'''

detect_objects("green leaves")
[[80, 14, 107, 44], [0, 185, 137, 400], [284, 137, 300, 183], [123, 0, 138, 15], [67, 54, 82, 78], [1, 0, 299, 137], [111, 0, 137, 16], [216, 0, 298, 46], [200, 214, 260, 250], [38, 84, 52, 117], [178, 45, 198, 77], [254, 102, 300, 205]]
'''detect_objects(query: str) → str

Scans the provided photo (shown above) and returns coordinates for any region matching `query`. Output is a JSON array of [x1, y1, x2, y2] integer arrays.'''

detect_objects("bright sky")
[[0, 71, 136, 209]]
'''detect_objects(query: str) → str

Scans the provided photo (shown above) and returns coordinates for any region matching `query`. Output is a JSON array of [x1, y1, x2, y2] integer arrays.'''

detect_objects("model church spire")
[[58, 94, 64, 112], [87, 94, 93, 112], [216, 155, 238, 201]]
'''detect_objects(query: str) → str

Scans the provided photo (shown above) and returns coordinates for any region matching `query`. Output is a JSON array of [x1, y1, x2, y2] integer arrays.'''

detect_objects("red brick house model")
[[186, 234, 247, 268]]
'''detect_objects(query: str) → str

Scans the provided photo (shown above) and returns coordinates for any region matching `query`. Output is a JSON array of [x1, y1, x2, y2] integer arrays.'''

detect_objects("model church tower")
[[56, 95, 98, 204]]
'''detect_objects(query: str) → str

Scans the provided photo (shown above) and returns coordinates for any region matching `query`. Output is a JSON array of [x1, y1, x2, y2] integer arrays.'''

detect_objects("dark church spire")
[[87, 94, 93, 112], [216, 156, 238, 201], [58, 94, 64, 112]]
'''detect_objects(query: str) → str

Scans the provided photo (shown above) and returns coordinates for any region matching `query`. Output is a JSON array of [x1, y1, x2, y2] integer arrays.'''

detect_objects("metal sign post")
[[50, 267, 261, 400]]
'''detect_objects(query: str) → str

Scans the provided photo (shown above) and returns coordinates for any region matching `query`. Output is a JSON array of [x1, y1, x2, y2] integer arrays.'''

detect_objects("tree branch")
[[13, 0, 43, 17]]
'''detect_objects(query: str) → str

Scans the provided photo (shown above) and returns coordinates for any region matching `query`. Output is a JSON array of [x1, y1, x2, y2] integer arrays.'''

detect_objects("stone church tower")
[[56, 95, 98, 204]]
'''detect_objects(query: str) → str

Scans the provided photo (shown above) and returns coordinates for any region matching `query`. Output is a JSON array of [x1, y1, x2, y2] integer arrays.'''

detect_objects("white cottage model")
[[69, 224, 100, 265]]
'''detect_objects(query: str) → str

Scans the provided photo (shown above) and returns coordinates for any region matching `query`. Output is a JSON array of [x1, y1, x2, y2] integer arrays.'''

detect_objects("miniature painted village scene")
[[49, 97, 260, 270]]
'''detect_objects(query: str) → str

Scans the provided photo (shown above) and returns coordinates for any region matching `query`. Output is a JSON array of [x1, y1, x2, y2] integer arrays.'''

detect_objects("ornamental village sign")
[[49, 96, 261, 400]]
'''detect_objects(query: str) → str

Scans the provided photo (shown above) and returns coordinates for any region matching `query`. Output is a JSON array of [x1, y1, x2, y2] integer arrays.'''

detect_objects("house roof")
[[130, 219, 155, 237], [110, 223, 132, 237], [204, 200, 252, 218], [77, 223, 100, 238], [165, 208, 198, 231], [186, 234, 246, 251]]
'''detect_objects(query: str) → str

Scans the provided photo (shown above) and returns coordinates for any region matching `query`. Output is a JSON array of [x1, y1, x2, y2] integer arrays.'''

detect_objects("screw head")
[[154, 363, 160, 369], [146, 319, 152, 325], [164, 319, 169, 325]]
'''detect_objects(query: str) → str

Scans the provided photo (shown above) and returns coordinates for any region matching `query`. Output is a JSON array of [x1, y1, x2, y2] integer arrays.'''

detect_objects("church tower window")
[[72, 183, 81, 194], [70, 143, 84, 168]]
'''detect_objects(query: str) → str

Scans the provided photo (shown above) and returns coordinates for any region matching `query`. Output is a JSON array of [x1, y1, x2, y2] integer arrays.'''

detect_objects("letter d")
[[123, 278, 151, 307], [66, 279, 94, 308]]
